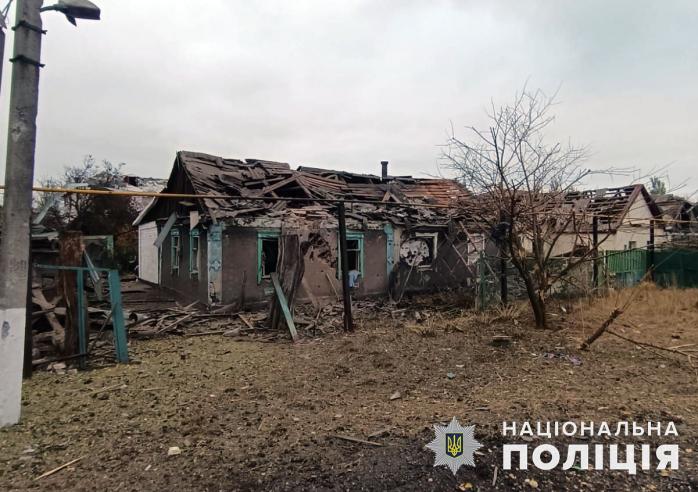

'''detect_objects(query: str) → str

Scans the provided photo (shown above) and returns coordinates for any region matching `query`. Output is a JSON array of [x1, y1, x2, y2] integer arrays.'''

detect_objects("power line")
[[2, 185, 459, 210], [5, 184, 697, 225]]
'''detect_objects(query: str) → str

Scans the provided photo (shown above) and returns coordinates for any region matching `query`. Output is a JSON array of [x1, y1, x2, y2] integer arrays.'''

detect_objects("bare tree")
[[34, 155, 139, 270], [443, 86, 604, 328]]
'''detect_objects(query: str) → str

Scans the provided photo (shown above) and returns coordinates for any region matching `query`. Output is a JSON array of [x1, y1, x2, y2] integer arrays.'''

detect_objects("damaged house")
[[653, 194, 698, 238], [549, 184, 666, 256], [134, 151, 484, 306]]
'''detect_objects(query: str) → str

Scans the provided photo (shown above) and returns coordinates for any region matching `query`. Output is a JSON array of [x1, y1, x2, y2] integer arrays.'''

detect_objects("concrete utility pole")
[[0, 0, 44, 427], [0, 16, 5, 89]]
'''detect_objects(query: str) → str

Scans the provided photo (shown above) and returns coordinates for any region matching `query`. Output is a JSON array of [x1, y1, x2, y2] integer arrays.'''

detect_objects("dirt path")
[[1, 287, 697, 490]]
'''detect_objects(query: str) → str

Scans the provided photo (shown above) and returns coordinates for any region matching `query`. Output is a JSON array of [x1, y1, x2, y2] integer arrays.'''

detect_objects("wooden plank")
[[329, 434, 383, 447], [444, 234, 471, 270], [270, 272, 298, 342], [35, 457, 84, 481], [153, 212, 177, 248], [108, 270, 129, 363], [269, 234, 308, 332], [59, 231, 83, 358], [238, 313, 254, 330], [32, 288, 65, 349], [157, 313, 194, 334]]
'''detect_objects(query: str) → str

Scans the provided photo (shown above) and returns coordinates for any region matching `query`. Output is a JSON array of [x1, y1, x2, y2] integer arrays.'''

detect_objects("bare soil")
[[1, 285, 697, 491]]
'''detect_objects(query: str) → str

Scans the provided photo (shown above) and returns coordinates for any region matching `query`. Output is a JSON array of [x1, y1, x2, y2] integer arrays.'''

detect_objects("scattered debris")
[[167, 447, 182, 456], [389, 391, 402, 400], [525, 477, 539, 488], [329, 435, 383, 447], [367, 427, 392, 439], [542, 353, 582, 366], [35, 457, 84, 481], [491, 335, 512, 347]]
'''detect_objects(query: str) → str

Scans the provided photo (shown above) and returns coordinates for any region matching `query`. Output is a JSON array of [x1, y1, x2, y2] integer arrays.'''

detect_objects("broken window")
[[346, 239, 361, 271], [190, 229, 200, 277], [171, 229, 181, 275], [257, 231, 280, 283], [400, 233, 438, 268], [337, 232, 364, 278]]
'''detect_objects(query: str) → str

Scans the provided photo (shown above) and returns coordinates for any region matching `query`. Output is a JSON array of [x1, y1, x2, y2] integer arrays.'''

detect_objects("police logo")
[[426, 417, 482, 475], [446, 433, 463, 458]]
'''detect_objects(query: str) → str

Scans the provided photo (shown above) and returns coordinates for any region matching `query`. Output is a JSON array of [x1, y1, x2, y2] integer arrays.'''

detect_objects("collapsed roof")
[[559, 184, 662, 230], [135, 151, 470, 229], [653, 194, 698, 232], [653, 194, 697, 220]]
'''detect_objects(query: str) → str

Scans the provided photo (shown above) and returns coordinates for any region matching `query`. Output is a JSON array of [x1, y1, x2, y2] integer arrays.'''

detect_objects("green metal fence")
[[604, 248, 698, 288], [654, 250, 698, 288], [604, 249, 648, 287], [35, 264, 129, 366]]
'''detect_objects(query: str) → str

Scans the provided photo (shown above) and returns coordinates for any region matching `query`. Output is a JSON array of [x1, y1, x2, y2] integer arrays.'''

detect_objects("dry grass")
[[572, 283, 698, 319], [566, 284, 698, 351], [473, 301, 527, 326]]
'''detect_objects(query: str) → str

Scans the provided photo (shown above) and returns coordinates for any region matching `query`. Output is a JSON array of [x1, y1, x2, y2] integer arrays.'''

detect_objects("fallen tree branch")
[[606, 329, 695, 366], [579, 308, 623, 350], [35, 457, 84, 481], [329, 434, 383, 447]]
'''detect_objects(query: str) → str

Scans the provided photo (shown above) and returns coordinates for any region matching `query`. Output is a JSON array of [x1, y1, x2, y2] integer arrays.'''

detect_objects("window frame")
[[414, 232, 438, 269], [171, 228, 181, 276], [337, 231, 364, 278], [257, 230, 281, 284], [189, 228, 200, 278]]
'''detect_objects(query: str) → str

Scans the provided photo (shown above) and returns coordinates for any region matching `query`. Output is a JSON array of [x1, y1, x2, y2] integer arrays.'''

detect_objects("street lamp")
[[41, 0, 100, 25], [0, 0, 100, 427]]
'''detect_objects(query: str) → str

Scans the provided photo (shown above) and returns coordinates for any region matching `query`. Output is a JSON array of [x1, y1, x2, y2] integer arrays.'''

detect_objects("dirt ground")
[[1, 284, 697, 491]]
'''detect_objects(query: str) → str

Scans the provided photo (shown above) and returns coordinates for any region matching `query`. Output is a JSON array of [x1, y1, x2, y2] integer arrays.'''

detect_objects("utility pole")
[[337, 202, 353, 331], [0, 0, 44, 427], [0, 13, 5, 90]]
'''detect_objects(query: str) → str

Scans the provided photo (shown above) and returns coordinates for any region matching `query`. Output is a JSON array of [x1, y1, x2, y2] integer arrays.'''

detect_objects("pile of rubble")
[[31, 274, 121, 369]]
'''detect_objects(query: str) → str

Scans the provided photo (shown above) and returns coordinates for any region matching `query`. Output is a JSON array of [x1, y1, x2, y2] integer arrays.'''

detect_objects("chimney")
[[380, 160, 389, 181]]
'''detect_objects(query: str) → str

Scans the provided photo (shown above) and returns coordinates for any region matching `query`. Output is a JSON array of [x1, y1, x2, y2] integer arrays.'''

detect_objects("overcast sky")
[[0, 0, 696, 196]]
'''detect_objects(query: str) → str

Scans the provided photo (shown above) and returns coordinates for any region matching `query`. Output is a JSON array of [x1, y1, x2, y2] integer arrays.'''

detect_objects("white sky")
[[0, 0, 696, 197]]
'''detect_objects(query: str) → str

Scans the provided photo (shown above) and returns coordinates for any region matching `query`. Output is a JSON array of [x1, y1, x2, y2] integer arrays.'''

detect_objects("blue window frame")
[[257, 230, 280, 283], [190, 228, 200, 277], [337, 231, 364, 277], [171, 229, 181, 276]]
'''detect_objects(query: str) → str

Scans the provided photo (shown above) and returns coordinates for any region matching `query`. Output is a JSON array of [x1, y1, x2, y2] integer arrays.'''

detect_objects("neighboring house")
[[652, 194, 698, 237], [108, 174, 168, 214], [134, 151, 484, 306], [30, 173, 167, 269], [550, 184, 665, 256]]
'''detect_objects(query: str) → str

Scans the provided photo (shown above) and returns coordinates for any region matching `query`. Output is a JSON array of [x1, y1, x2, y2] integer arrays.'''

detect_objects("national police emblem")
[[446, 433, 463, 458], [425, 417, 482, 475]]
